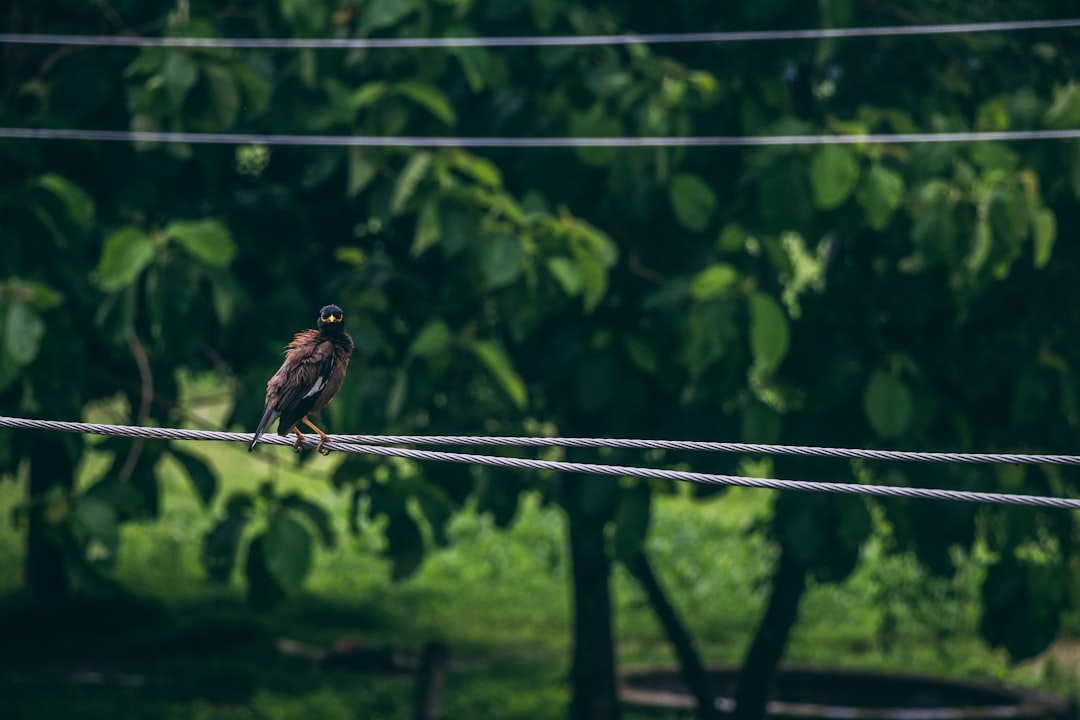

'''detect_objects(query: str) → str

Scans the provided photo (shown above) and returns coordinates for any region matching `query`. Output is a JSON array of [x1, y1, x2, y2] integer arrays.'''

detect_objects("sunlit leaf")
[[748, 292, 789, 371], [1033, 207, 1056, 269], [36, 173, 95, 227], [94, 227, 155, 292], [546, 256, 582, 296], [856, 163, 905, 230], [348, 147, 378, 196], [395, 81, 456, 125], [166, 219, 237, 267], [471, 340, 527, 409], [690, 263, 739, 300], [412, 198, 441, 256], [809, 144, 860, 210], [391, 152, 433, 214]]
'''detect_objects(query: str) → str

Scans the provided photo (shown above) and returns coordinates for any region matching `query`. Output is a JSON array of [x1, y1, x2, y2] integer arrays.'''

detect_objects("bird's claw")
[[316, 437, 332, 455]]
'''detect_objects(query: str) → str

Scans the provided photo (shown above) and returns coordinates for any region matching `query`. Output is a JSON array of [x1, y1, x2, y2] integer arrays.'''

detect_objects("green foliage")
[[4, 0, 1080, 694]]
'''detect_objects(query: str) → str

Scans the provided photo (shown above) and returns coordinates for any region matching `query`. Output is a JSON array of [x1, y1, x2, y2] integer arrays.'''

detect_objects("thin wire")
[[3, 416, 1080, 511], [2, 127, 1080, 148], [2, 18, 1080, 49]]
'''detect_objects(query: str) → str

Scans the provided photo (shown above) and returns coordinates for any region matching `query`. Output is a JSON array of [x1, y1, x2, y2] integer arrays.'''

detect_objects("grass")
[[0, 371, 1074, 718]]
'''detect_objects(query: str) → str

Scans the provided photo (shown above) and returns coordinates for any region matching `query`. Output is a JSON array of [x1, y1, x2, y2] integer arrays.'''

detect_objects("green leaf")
[[281, 493, 336, 549], [412, 198, 441, 256], [348, 147, 378, 197], [623, 335, 659, 375], [546, 256, 582, 296], [245, 534, 286, 610], [669, 173, 717, 232], [394, 81, 456, 126], [4, 303, 45, 367], [448, 150, 501, 186], [166, 219, 237, 267], [170, 447, 218, 507], [864, 370, 913, 439], [690, 263, 740, 300], [280, 0, 329, 34], [201, 507, 251, 584], [612, 487, 651, 564], [856, 163, 905, 230], [1044, 82, 1080, 129], [481, 234, 525, 289], [967, 217, 992, 274], [350, 81, 389, 111], [410, 320, 453, 358], [202, 63, 240, 129], [748, 292, 790, 371], [385, 512, 425, 580], [36, 173, 95, 227], [809, 144, 860, 210], [72, 496, 120, 566], [360, 0, 418, 33], [94, 227, 155, 292], [162, 52, 198, 110], [471, 340, 527, 409], [391, 152, 433, 214], [262, 510, 314, 594], [1033, 208, 1056, 269], [385, 368, 408, 421]]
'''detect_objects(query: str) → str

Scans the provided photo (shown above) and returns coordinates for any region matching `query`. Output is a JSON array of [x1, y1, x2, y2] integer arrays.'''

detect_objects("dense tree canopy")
[[3, 0, 1080, 716]]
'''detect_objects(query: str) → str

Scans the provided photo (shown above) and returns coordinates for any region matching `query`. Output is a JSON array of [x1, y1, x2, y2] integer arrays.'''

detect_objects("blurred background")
[[3, 0, 1080, 718]]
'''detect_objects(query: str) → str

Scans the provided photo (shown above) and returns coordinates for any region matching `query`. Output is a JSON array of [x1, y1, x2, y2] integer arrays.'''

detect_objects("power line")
[[3, 416, 1080, 511], [5, 417, 1079, 465], [2, 127, 1080, 148], [332, 435, 1080, 466], [2, 18, 1079, 50]]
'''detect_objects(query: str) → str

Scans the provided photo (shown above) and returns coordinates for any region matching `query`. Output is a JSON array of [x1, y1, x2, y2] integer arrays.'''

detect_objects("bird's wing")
[[271, 333, 337, 414]]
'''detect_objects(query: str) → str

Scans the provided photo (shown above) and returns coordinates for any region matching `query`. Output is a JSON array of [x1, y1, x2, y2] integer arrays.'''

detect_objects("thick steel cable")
[[2, 127, 1080, 148], [3, 416, 1080, 510], [2, 18, 1080, 49], [3, 416, 1080, 465]]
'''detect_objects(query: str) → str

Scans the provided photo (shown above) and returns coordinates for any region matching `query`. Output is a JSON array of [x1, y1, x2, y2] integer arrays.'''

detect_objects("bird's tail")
[[249, 407, 280, 452]]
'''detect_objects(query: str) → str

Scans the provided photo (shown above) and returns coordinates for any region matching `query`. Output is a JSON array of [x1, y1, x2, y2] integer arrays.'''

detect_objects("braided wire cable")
[[4, 127, 1080, 148], [2, 18, 1080, 49], [3, 416, 1080, 510]]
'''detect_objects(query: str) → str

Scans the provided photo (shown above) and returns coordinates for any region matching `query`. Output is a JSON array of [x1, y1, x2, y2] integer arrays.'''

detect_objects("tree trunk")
[[732, 546, 807, 720], [629, 551, 720, 720], [566, 480, 619, 720], [24, 433, 73, 602]]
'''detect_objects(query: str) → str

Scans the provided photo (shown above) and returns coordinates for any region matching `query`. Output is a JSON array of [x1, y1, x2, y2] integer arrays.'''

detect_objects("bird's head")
[[317, 304, 346, 333]]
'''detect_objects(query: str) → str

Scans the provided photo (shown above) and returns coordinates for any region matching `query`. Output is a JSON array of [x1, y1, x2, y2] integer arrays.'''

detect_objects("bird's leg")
[[290, 426, 308, 453], [302, 416, 332, 455]]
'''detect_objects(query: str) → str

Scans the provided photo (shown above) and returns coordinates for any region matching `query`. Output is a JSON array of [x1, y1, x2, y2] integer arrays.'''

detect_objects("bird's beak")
[[323, 315, 341, 323]]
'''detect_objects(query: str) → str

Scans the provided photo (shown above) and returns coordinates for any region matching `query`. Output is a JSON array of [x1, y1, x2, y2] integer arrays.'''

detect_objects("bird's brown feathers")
[[263, 329, 353, 434]]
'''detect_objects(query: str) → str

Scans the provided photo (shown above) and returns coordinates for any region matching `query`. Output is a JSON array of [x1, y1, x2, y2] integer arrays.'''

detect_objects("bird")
[[249, 304, 355, 455]]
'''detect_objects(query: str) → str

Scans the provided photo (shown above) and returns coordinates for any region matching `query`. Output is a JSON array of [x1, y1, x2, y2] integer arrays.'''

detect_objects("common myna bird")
[[249, 304, 354, 455]]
